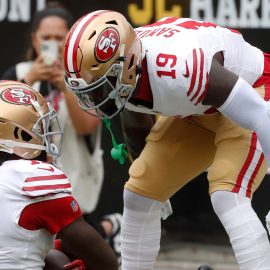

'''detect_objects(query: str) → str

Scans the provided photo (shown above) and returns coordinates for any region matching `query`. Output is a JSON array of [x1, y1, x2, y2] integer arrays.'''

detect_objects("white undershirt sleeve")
[[218, 77, 270, 166]]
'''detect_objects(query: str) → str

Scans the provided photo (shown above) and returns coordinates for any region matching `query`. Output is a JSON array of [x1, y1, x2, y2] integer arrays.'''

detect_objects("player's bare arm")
[[121, 110, 155, 160], [203, 52, 239, 108], [59, 216, 118, 270]]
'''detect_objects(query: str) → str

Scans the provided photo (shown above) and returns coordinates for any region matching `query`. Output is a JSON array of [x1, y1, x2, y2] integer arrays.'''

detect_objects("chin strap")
[[103, 117, 128, 165]]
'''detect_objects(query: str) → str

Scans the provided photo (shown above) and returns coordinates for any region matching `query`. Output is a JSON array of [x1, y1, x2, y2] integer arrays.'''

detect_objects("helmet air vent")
[[14, 127, 19, 139], [105, 20, 118, 25], [88, 31, 96, 40], [128, 54, 134, 70], [21, 130, 32, 142]]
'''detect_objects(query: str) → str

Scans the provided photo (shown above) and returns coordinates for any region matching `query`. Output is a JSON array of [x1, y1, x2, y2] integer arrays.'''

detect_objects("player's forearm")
[[217, 77, 270, 166], [59, 217, 118, 270], [120, 109, 155, 160]]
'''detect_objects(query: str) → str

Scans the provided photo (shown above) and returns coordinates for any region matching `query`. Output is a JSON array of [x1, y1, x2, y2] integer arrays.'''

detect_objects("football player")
[[63, 11, 270, 270], [0, 80, 118, 270]]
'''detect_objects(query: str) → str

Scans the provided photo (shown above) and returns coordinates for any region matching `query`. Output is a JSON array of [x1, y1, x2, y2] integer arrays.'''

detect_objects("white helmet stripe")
[[65, 10, 109, 78]]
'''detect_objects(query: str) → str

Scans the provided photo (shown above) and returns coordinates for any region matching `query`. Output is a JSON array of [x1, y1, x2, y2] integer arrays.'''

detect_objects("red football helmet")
[[63, 10, 142, 118]]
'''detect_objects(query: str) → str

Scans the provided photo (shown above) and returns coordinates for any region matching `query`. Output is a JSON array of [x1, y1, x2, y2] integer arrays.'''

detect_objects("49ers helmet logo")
[[95, 28, 119, 62], [1, 88, 37, 105]]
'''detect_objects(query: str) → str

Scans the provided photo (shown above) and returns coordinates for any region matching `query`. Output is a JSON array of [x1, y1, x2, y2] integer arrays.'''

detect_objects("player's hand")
[[63, 259, 86, 270]]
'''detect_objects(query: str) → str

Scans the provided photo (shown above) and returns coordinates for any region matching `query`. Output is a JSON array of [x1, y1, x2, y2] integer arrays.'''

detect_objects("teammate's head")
[[0, 80, 62, 163], [63, 10, 142, 119]]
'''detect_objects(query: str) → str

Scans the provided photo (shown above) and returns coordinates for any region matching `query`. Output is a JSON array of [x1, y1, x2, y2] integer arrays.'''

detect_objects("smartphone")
[[41, 40, 58, 66]]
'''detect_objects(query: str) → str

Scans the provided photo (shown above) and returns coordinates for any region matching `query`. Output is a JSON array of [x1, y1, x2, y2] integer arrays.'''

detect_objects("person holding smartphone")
[[1, 5, 77, 114]]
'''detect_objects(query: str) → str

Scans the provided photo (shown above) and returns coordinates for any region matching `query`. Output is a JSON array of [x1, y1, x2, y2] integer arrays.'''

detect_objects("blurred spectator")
[[1, 5, 122, 265], [0, 80, 118, 270]]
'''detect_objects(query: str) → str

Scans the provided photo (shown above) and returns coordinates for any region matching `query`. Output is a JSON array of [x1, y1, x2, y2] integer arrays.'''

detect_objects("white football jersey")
[[0, 159, 72, 270], [125, 17, 264, 117]]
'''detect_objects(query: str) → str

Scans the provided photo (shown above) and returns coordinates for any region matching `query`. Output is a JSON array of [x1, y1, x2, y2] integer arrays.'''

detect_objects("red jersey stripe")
[[190, 48, 204, 101], [176, 21, 217, 29], [187, 49, 198, 97], [232, 132, 257, 193], [22, 183, 71, 192], [25, 174, 67, 182], [195, 73, 209, 105], [246, 153, 264, 198], [244, 84, 269, 197]]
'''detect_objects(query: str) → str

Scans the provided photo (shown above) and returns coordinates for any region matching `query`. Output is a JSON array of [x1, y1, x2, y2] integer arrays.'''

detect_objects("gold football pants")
[[125, 87, 268, 202]]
